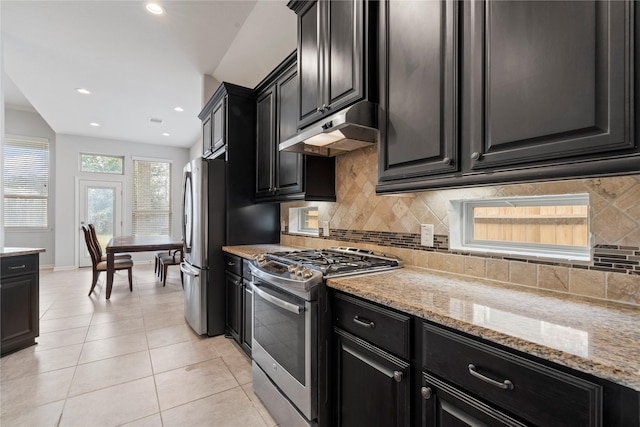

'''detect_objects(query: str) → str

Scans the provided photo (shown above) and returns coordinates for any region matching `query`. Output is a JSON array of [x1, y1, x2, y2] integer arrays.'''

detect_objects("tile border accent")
[[282, 229, 640, 276]]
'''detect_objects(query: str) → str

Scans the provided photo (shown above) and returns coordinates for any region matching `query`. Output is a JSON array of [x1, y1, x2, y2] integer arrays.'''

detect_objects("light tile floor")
[[0, 264, 277, 427]]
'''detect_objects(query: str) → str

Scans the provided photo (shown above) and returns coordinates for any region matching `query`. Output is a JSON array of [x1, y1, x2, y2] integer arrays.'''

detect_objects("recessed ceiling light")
[[145, 3, 164, 15], [162, 133, 170, 136], [76, 88, 91, 95], [89, 122, 100, 127], [174, 107, 184, 112]]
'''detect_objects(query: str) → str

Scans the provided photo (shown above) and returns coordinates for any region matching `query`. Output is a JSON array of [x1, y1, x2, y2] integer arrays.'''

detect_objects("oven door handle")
[[253, 285, 304, 314]]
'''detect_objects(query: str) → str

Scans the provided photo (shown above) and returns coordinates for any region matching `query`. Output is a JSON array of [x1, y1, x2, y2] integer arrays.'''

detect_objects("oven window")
[[254, 285, 306, 385]]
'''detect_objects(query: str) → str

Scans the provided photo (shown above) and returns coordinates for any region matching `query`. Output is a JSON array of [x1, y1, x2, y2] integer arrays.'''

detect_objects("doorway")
[[78, 180, 123, 267]]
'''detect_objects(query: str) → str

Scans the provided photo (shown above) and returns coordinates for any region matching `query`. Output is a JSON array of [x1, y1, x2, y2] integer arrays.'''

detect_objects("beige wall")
[[282, 146, 640, 306]]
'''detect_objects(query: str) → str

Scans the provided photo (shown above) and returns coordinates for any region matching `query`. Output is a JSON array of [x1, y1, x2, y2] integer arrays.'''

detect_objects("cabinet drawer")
[[334, 292, 410, 359], [223, 253, 242, 276], [1, 255, 38, 278], [423, 323, 602, 427]]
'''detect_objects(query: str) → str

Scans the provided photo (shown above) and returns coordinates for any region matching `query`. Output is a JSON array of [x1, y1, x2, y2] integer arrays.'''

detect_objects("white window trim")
[[449, 193, 592, 262], [288, 206, 320, 237]]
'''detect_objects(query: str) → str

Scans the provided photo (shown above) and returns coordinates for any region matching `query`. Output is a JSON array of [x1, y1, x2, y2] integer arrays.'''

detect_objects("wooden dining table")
[[106, 235, 183, 299]]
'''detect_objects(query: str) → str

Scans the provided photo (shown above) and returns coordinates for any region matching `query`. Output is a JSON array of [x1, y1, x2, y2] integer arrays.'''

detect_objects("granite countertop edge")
[[0, 247, 46, 257], [223, 244, 640, 391]]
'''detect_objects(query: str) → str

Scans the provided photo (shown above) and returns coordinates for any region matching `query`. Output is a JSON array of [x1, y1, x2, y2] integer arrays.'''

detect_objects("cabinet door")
[[225, 271, 242, 343], [334, 329, 410, 427], [421, 373, 526, 427], [466, 0, 633, 170], [241, 280, 253, 356], [1, 274, 39, 355], [277, 65, 304, 196], [298, 0, 324, 128], [256, 87, 276, 197], [211, 97, 226, 153], [202, 113, 213, 156], [324, 0, 365, 113], [378, 0, 458, 183]]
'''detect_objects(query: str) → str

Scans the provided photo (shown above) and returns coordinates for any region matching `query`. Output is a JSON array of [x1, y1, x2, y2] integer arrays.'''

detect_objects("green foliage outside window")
[[81, 154, 124, 174]]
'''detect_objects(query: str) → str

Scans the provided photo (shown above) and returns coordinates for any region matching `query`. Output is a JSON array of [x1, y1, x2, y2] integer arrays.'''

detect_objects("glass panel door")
[[79, 180, 122, 267]]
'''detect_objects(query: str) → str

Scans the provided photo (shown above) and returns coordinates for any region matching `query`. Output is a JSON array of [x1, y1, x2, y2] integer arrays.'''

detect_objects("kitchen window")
[[449, 194, 591, 261], [3, 136, 50, 228], [288, 206, 320, 236], [80, 153, 124, 174], [132, 157, 172, 236]]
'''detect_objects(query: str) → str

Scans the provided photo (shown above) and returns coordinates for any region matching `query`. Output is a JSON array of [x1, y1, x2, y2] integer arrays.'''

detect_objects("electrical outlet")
[[421, 224, 434, 247], [323, 221, 330, 237]]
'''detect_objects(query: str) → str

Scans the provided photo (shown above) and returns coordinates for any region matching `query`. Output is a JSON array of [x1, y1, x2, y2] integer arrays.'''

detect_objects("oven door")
[[252, 279, 316, 420]]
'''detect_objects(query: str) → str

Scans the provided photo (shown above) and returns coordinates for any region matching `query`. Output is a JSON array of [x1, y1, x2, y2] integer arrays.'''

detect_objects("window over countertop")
[[449, 193, 591, 262]]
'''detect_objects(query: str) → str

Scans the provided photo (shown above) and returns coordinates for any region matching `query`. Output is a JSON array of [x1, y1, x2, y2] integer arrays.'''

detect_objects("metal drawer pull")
[[227, 261, 235, 266], [9, 265, 26, 270], [468, 364, 514, 390], [393, 371, 403, 382], [353, 315, 375, 329], [421, 386, 433, 400], [254, 285, 304, 314]]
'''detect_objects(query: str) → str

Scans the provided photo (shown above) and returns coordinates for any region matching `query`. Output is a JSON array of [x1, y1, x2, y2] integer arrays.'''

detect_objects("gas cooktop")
[[255, 246, 402, 279]]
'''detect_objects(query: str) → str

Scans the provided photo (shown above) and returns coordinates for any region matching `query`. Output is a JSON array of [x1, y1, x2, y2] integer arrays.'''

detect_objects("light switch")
[[421, 224, 434, 247]]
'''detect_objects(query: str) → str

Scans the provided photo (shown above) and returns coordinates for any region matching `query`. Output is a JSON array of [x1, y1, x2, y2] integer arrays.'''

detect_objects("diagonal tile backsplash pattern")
[[282, 146, 640, 306]]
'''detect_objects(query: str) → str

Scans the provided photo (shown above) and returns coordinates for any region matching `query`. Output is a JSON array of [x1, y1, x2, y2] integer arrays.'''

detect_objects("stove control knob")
[[303, 269, 314, 279], [296, 265, 305, 276], [288, 264, 298, 274], [256, 254, 266, 265]]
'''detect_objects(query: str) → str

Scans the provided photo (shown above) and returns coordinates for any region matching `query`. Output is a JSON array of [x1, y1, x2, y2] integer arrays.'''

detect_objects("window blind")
[[132, 159, 172, 236], [3, 136, 50, 228]]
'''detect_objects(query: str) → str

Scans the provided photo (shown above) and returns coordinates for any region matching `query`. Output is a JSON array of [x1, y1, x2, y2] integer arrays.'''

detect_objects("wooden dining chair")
[[82, 225, 134, 296], [159, 249, 183, 287], [87, 224, 131, 262]]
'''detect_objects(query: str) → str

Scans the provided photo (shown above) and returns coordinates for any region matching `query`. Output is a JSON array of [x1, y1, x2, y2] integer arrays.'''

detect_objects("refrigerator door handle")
[[180, 262, 200, 277]]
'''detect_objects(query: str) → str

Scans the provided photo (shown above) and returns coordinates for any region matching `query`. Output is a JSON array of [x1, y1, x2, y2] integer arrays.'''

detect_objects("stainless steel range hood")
[[279, 101, 378, 157]]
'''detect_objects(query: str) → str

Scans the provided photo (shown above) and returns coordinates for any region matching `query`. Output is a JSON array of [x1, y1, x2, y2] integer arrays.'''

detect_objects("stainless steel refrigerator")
[[181, 157, 279, 336]]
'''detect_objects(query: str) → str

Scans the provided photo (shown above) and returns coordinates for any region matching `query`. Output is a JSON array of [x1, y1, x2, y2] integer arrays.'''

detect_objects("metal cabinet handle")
[[471, 152, 482, 160], [421, 386, 433, 400], [353, 315, 375, 329], [9, 264, 26, 270], [322, 103, 328, 110], [227, 262, 235, 266], [254, 285, 304, 314], [468, 364, 514, 390], [393, 371, 403, 382], [442, 157, 452, 165]]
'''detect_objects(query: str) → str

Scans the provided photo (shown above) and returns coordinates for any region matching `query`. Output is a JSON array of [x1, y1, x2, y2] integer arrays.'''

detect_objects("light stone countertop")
[[327, 266, 640, 391], [0, 247, 46, 258], [223, 244, 640, 391], [222, 244, 304, 259]]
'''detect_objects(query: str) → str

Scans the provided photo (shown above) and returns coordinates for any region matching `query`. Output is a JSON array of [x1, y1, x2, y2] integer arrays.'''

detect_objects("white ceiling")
[[1, 0, 296, 148]]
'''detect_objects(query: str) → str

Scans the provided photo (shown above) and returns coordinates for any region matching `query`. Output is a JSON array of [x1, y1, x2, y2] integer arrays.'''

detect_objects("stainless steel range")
[[249, 247, 402, 427]]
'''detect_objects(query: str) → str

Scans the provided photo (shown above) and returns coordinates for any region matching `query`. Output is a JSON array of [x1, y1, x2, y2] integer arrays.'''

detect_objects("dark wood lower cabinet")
[[1, 254, 40, 356], [225, 271, 242, 343], [334, 328, 410, 427], [421, 373, 526, 427], [241, 278, 252, 355]]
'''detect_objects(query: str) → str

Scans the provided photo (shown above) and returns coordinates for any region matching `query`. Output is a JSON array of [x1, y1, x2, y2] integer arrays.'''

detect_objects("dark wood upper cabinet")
[[289, 0, 375, 129], [378, 0, 458, 184], [377, 0, 639, 194], [467, 0, 634, 170], [254, 52, 336, 202], [276, 66, 305, 196], [256, 87, 276, 196]]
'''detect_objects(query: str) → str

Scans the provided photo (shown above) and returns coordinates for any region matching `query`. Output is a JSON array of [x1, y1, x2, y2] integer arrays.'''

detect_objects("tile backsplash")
[[282, 146, 640, 306]]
